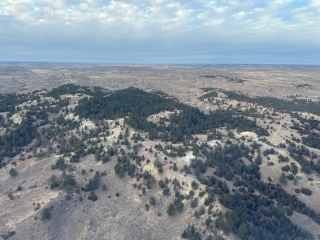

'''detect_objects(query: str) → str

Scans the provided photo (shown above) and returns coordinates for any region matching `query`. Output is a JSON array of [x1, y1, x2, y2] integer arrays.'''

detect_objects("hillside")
[[1, 84, 320, 240]]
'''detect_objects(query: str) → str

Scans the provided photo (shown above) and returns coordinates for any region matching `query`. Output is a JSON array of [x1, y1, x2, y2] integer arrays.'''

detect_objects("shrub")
[[9, 168, 18, 177], [286, 207, 293, 216], [204, 196, 214, 206], [176, 202, 184, 212], [281, 164, 291, 172], [65, 194, 72, 201], [287, 174, 294, 180], [191, 181, 199, 190], [1, 231, 16, 240], [190, 198, 199, 208], [154, 159, 163, 173], [41, 206, 52, 220], [255, 156, 262, 165], [301, 187, 312, 196], [158, 180, 166, 188], [279, 172, 287, 184], [163, 187, 170, 196], [263, 148, 275, 156], [102, 156, 109, 163], [205, 216, 213, 226], [145, 204, 150, 211], [88, 193, 98, 201], [173, 163, 178, 171], [61, 173, 76, 189], [149, 196, 156, 206], [194, 210, 200, 219], [167, 203, 175, 216], [278, 155, 289, 162], [86, 172, 100, 191]]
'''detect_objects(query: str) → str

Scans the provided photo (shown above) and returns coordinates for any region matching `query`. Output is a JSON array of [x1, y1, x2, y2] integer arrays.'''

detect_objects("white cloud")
[[0, 0, 318, 63], [232, 11, 246, 19], [272, 0, 292, 5], [212, 6, 228, 13]]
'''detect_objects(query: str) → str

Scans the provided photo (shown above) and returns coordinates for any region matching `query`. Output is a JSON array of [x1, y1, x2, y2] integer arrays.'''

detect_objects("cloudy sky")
[[0, 0, 319, 64]]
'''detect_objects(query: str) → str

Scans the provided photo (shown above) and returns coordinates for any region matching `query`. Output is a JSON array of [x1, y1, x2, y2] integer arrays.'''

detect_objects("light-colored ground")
[[1, 64, 320, 102]]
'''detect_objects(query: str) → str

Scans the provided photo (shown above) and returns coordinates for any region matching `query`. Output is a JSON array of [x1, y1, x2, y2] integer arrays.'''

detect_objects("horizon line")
[[0, 60, 319, 67]]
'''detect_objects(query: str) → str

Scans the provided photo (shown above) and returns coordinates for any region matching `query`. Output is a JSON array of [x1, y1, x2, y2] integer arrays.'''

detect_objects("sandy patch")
[[65, 112, 79, 121], [240, 131, 258, 139], [10, 112, 23, 124], [80, 119, 96, 131], [147, 110, 180, 125]]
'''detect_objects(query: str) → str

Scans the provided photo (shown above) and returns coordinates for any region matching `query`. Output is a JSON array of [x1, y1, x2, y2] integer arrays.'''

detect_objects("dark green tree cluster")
[[199, 90, 218, 100], [166, 108, 268, 142], [207, 129, 222, 140], [114, 155, 136, 178], [217, 191, 313, 240], [154, 159, 163, 173], [74, 87, 177, 120], [289, 150, 320, 174], [181, 224, 202, 240], [0, 93, 32, 112], [302, 132, 320, 150], [190, 158, 207, 177], [278, 155, 289, 163], [51, 157, 67, 171], [135, 171, 155, 189], [50, 172, 76, 190], [204, 143, 258, 182], [184, 138, 320, 238], [223, 90, 320, 115], [290, 113, 320, 133], [86, 172, 101, 191], [262, 148, 275, 156], [46, 83, 105, 99], [0, 120, 37, 159], [232, 177, 320, 224], [0, 115, 4, 127]]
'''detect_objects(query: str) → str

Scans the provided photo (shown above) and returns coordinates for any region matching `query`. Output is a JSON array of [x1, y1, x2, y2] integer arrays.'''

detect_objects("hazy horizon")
[[1, 0, 319, 65], [1, 61, 319, 67]]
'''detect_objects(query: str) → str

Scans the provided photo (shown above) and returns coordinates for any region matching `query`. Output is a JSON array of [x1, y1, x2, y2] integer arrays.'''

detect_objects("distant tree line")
[[223, 90, 320, 115]]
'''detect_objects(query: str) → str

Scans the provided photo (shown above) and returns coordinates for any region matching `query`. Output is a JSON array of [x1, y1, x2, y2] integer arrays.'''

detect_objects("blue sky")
[[0, 0, 319, 64]]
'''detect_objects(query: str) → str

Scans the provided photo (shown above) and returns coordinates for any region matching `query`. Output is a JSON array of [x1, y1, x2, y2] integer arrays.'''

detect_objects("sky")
[[0, 0, 319, 64]]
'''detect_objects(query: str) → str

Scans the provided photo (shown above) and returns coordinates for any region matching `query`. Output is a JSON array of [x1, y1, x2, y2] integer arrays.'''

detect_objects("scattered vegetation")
[[181, 224, 201, 240], [1, 83, 320, 240], [1, 231, 16, 240]]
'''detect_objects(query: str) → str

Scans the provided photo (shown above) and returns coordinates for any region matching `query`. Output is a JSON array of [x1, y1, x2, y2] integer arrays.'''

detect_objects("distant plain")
[[1, 63, 320, 103]]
